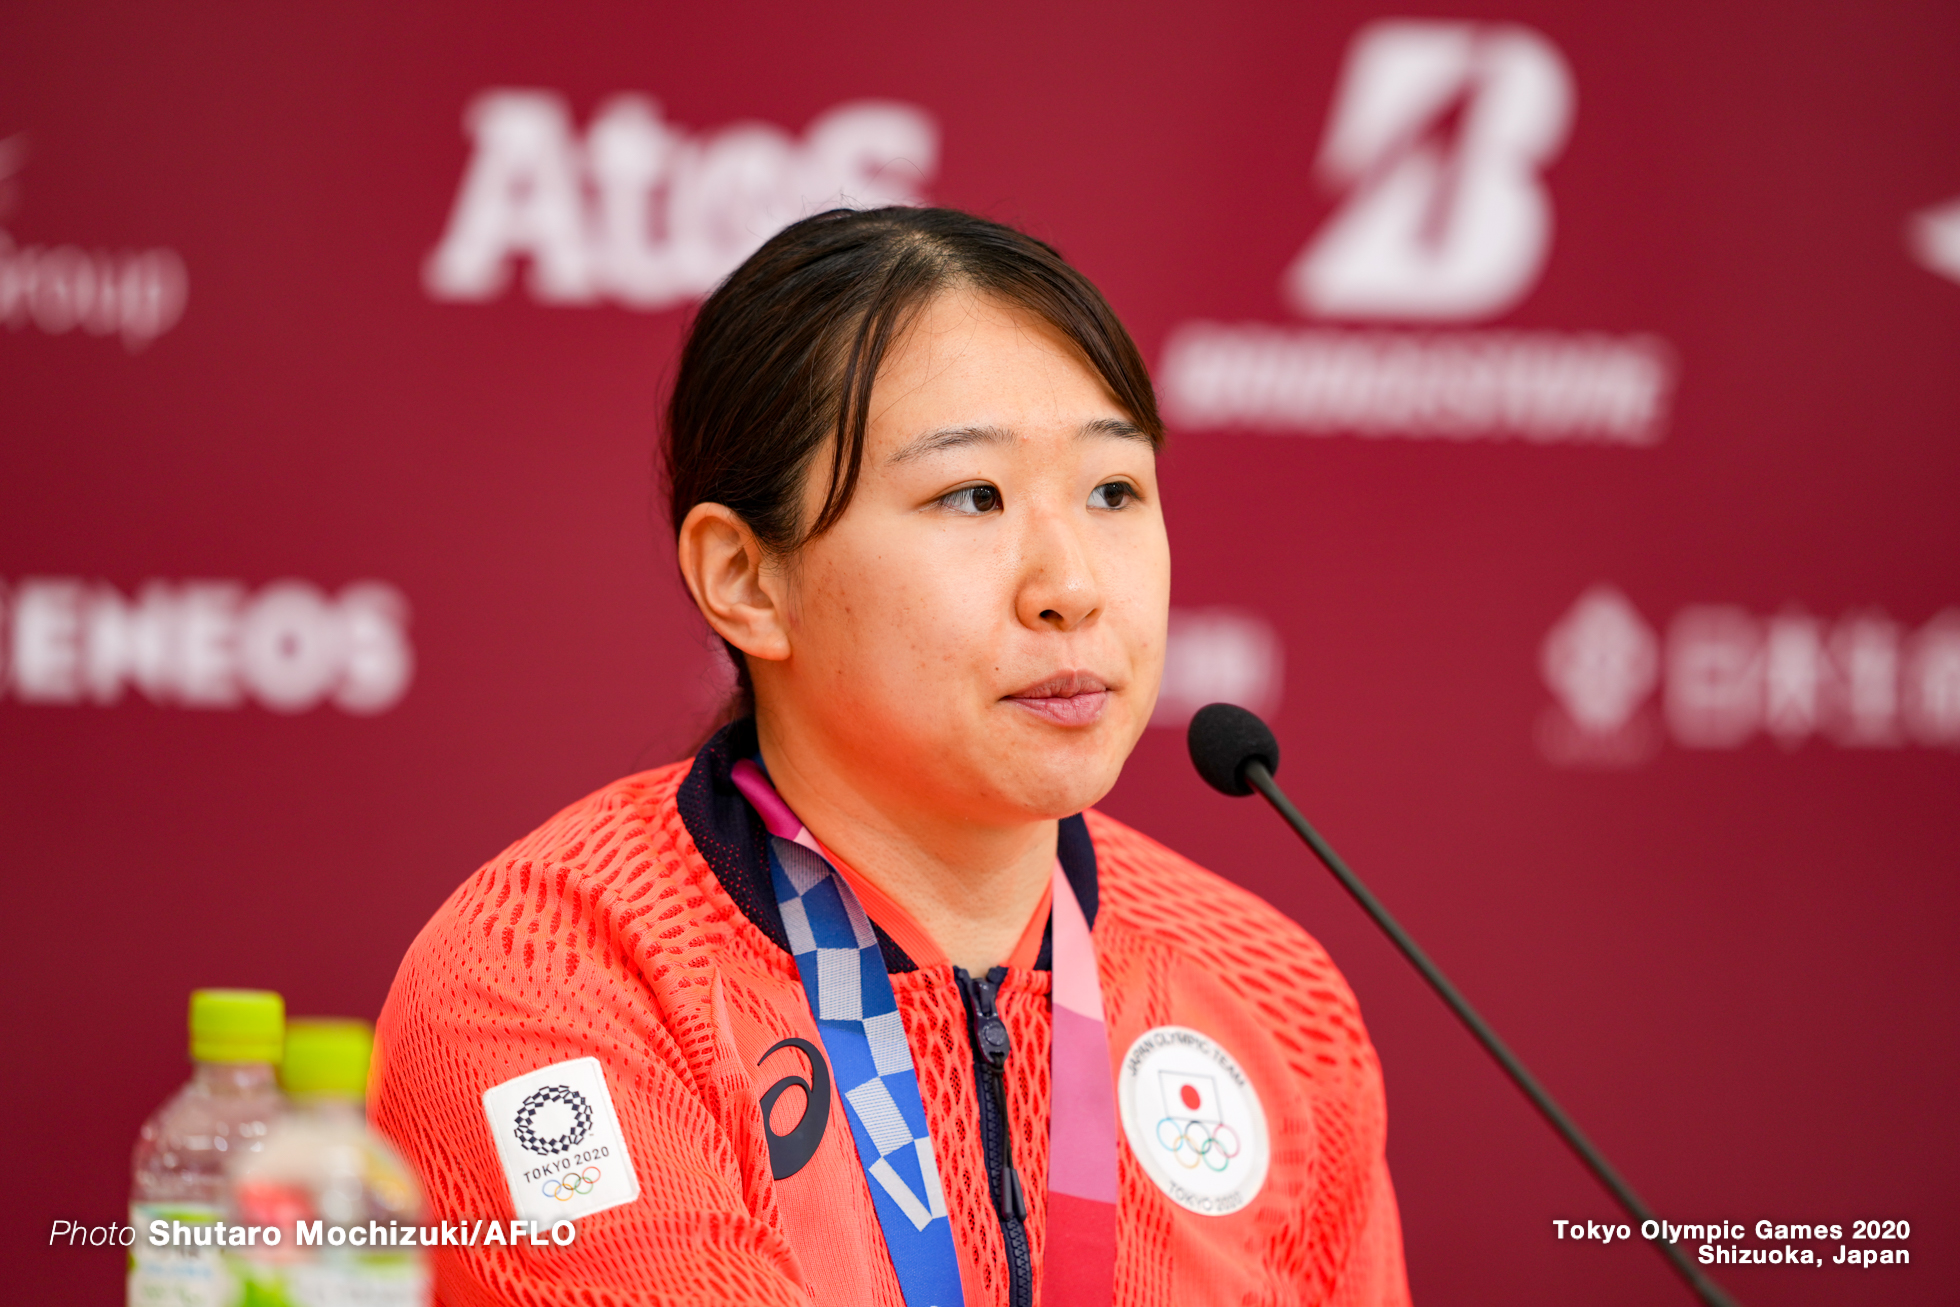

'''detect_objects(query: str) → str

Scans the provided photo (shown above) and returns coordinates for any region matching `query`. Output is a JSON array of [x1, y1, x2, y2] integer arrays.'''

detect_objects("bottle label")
[[229, 1253, 431, 1307], [128, 1202, 230, 1307]]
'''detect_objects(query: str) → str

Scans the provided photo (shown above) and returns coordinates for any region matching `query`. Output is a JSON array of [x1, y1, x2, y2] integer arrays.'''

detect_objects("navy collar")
[[675, 718, 1098, 973]]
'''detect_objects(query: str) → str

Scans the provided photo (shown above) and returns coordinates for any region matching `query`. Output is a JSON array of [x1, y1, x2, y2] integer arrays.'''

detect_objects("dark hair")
[[664, 205, 1164, 724]]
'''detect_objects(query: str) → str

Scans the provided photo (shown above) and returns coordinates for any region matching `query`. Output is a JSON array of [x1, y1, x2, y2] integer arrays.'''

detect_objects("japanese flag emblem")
[[1160, 1071, 1220, 1121]]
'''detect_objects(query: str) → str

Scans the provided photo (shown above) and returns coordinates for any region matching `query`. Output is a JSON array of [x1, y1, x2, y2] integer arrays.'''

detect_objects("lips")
[[1005, 671, 1111, 727]]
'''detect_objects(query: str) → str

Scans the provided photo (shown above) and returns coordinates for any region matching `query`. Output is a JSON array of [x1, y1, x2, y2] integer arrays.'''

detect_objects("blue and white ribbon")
[[736, 760, 964, 1307]]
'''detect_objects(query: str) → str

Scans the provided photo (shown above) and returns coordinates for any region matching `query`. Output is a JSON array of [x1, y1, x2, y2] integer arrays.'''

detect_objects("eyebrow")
[[885, 417, 1151, 465], [1079, 416, 1150, 443], [885, 423, 1014, 465]]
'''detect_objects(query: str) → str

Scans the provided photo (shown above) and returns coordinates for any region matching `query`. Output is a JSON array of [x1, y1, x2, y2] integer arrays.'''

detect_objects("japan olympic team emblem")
[[1118, 1027, 1269, 1214], [512, 1084, 594, 1156]]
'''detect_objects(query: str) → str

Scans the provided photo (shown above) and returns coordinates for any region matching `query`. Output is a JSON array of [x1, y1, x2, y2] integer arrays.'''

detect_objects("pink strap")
[[731, 759, 803, 841], [1046, 858, 1116, 1304]]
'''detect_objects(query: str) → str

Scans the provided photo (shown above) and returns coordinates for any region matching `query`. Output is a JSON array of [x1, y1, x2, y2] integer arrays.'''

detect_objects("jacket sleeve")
[[368, 790, 808, 1307], [1326, 1154, 1412, 1307]]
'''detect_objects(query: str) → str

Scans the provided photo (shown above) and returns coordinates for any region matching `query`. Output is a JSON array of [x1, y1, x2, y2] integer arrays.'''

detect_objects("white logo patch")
[[1117, 1027, 1269, 1215], [483, 1056, 640, 1225]]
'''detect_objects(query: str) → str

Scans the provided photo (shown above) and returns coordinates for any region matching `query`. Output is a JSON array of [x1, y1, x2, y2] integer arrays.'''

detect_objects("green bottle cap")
[[188, 989, 285, 1064], [279, 1018, 374, 1098]]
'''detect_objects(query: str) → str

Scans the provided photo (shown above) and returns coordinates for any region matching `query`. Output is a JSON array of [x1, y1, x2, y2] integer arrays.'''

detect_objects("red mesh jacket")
[[371, 735, 1409, 1307]]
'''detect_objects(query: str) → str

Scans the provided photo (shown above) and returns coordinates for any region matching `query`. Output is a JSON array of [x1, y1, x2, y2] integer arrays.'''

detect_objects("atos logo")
[[424, 92, 936, 312], [1162, 22, 1675, 447], [1537, 585, 1960, 766], [1285, 22, 1572, 321]]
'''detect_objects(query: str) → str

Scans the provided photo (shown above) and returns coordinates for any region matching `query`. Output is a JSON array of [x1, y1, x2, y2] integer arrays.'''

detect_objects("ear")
[[676, 503, 793, 663]]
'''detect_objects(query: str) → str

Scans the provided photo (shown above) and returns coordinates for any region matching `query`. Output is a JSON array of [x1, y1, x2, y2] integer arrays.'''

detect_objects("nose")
[[1013, 501, 1102, 633]]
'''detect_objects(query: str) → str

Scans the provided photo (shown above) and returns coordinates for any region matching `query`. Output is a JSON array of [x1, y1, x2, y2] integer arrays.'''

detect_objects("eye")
[[939, 484, 1002, 515], [1089, 480, 1139, 510]]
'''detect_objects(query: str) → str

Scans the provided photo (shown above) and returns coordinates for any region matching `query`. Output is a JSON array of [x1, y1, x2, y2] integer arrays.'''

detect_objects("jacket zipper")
[[955, 965, 1034, 1307]]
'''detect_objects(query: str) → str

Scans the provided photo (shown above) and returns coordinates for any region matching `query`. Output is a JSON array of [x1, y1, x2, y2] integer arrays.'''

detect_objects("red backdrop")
[[6, 2, 1957, 1303]]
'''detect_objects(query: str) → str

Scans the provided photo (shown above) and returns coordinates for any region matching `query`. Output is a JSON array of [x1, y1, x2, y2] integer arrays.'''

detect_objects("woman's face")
[[762, 287, 1170, 825]]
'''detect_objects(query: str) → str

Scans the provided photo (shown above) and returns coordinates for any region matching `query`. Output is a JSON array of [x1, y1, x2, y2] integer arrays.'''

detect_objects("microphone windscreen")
[[1187, 703, 1280, 797]]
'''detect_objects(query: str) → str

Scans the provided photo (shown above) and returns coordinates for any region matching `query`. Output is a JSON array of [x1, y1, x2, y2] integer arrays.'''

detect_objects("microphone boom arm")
[[1241, 759, 1741, 1307]]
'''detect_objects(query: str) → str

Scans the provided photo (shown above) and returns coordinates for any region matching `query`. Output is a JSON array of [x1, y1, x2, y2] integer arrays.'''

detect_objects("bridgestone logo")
[[1160, 323, 1674, 446], [512, 1085, 593, 1156]]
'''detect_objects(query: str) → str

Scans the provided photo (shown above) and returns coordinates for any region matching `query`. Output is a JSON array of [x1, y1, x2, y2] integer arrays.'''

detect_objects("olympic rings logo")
[[541, 1166, 601, 1200], [1155, 1117, 1241, 1172]]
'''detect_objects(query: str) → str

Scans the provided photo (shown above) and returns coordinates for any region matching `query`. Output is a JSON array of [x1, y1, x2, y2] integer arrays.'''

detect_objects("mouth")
[[1003, 670, 1111, 728]]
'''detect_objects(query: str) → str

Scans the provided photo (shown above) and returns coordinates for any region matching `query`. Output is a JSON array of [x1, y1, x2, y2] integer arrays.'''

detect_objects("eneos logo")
[[1, 577, 412, 716]]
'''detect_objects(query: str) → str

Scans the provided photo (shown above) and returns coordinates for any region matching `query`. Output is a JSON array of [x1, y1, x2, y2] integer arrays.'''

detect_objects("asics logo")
[[757, 1037, 832, 1181]]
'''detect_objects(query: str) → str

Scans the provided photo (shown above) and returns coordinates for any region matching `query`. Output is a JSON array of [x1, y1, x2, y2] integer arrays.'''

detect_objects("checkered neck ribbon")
[[731, 760, 964, 1307]]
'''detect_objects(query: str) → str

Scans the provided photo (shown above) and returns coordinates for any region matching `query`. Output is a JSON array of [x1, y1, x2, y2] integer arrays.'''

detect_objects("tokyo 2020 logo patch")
[[484, 1057, 641, 1224], [512, 1084, 593, 1156], [1118, 1027, 1269, 1215]]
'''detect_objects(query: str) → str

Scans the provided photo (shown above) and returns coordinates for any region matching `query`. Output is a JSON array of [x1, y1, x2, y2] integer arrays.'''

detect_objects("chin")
[[992, 715, 1137, 817]]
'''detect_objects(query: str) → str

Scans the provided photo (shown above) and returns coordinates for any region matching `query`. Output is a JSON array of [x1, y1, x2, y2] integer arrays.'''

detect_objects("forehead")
[[867, 289, 1125, 447]]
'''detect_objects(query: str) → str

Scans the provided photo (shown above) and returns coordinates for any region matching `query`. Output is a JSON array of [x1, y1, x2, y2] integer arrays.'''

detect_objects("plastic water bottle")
[[224, 1017, 431, 1307], [130, 989, 287, 1307]]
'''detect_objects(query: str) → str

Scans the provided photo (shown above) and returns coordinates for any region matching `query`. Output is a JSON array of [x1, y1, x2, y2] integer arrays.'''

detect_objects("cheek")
[[800, 540, 1004, 691], [1107, 525, 1174, 647]]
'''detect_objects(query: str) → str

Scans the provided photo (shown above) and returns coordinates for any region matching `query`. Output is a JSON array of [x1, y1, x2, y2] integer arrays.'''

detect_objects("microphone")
[[1187, 704, 1740, 1307]]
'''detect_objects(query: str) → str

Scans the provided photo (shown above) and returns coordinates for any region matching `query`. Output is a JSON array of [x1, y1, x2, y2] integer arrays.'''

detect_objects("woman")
[[372, 206, 1407, 1307]]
